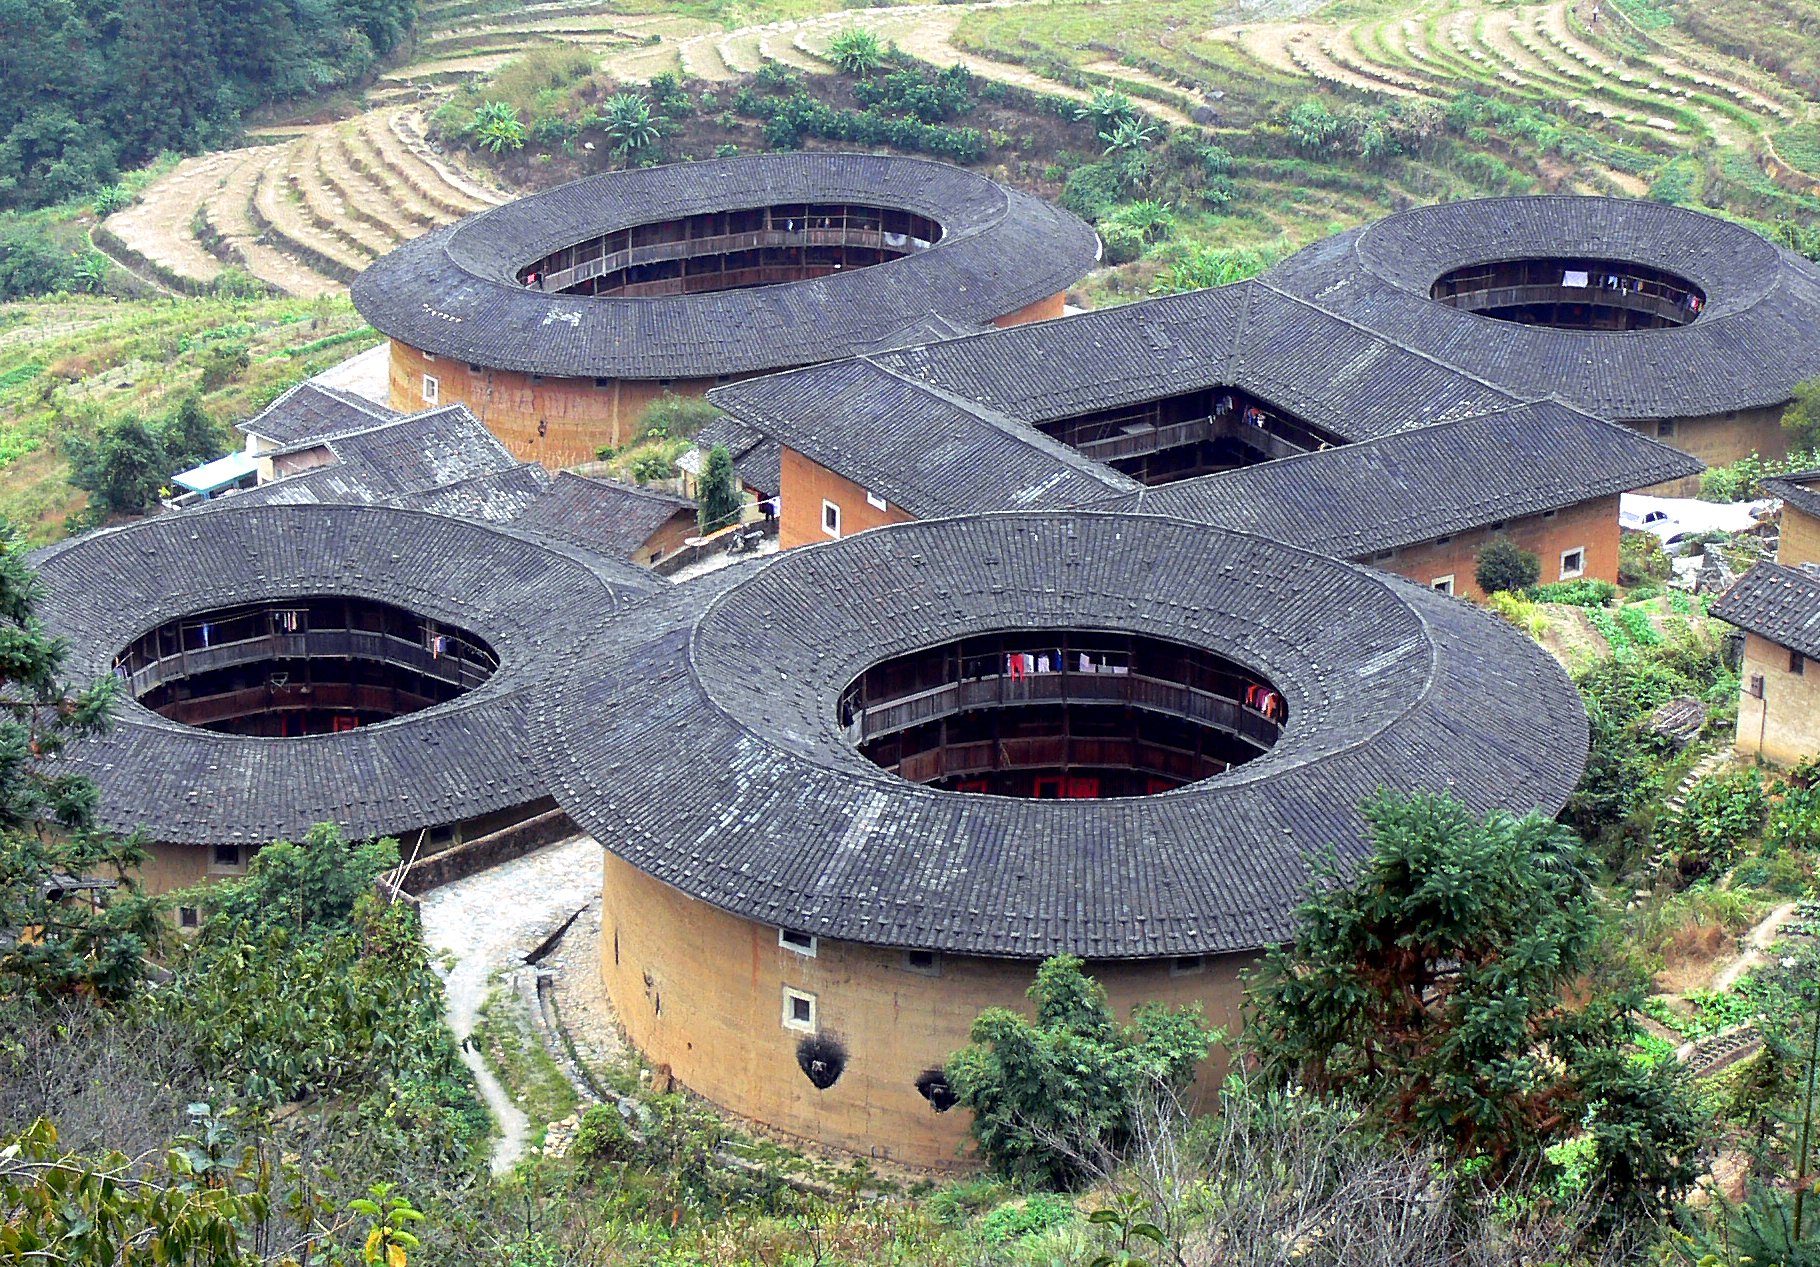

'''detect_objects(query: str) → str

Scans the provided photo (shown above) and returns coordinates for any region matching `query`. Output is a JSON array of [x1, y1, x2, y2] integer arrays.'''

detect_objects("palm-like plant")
[[598, 92, 666, 159], [1099, 115, 1156, 156], [827, 27, 885, 75], [472, 100, 526, 154], [1074, 88, 1135, 133]]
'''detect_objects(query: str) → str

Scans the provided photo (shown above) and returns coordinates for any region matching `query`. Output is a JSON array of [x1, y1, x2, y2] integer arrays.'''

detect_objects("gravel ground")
[[418, 835, 602, 1174]]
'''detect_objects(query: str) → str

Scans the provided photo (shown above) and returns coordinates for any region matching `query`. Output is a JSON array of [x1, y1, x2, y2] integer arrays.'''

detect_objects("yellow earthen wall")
[[991, 291, 1067, 327], [778, 448, 915, 550], [1638, 406, 1789, 495], [1379, 496, 1620, 600], [1780, 504, 1820, 568], [600, 851, 1250, 1170], [1736, 631, 1820, 767]]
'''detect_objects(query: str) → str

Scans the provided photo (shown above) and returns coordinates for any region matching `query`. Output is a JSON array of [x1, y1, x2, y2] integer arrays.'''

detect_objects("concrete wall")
[[1736, 631, 1820, 767], [1376, 496, 1620, 601], [778, 448, 915, 550], [599, 850, 1250, 1170], [1781, 503, 1820, 568]]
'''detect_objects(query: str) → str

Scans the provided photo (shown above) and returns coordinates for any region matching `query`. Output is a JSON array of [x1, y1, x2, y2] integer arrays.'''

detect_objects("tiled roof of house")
[[536, 513, 1588, 958], [352, 153, 1098, 380], [712, 358, 1138, 517], [382, 463, 553, 522], [235, 382, 399, 446], [511, 472, 695, 559], [1714, 560, 1820, 660], [1266, 196, 1820, 419], [32, 504, 661, 847], [1098, 403, 1702, 557], [1765, 469, 1820, 523]]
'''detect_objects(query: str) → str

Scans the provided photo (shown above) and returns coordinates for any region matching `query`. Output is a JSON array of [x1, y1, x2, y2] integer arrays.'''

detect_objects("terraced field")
[[95, 0, 1819, 299]]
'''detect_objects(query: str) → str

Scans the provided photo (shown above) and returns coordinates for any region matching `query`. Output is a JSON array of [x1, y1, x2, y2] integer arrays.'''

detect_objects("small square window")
[[865, 490, 887, 511], [178, 905, 200, 929], [779, 928, 817, 956], [1658, 420, 1678, 439], [1749, 673, 1766, 699], [1371, 549, 1397, 562], [782, 987, 817, 1032], [821, 500, 841, 539], [594, 377, 612, 389], [1542, 509, 1559, 520], [212, 844, 240, 870], [468, 363, 485, 373], [1433, 535, 1453, 546], [1170, 955, 1205, 977], [902, 949, 940, 975], [1560, 548, 1586, 580], [1792, 649, 1806, 676], [1432, 575, 1455, 596], [421, 373, 439, 405]]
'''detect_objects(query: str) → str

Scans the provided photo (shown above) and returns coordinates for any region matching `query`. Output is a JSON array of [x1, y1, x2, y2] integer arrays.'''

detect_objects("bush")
[[827, 27, 886, 75], [1619, 530, 1672, 585], [1486, 590, 1547, 637], [695, 443, 742, 534], [1782, 376, 1820, 454], [946, 954, 1215, 1189], [1059, 162, 1126, 223], [1474, 535, 1541, 594], [0, 219, 71, 298], [1675, 768, 1767, 860], [1527, 577, 1617, 607], [573, 1103, 633, 1163], [976, 1193, 1076, 1242]]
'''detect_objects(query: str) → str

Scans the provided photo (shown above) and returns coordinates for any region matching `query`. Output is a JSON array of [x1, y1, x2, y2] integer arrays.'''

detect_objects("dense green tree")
[[0, 219, 70, 298], [1474, 535, 1542, 594], [195, 822, 398, 936], [695, 443, 743, 535], [0, 530, 158, 1000], [946, 955, 1215, 1189], [162, 394, 226, 471], [65, 416, 170, 518], [1785, 377, 1820, 454], [1247, 792, 1701, 1220]]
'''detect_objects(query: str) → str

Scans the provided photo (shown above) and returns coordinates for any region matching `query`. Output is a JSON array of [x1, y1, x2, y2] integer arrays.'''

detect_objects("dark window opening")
[[916, 1068, 959, 1112], [1792, 650, 1805, 676], [797, 1034, 847, 1089]]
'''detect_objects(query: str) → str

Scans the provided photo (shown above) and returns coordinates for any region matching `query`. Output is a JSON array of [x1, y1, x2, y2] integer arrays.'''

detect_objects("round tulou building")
[[1266, 195, 1820, 480], [33, 502, 660, 896], [351, 153, 1100, 467], [534, 512, 1591, 1169]]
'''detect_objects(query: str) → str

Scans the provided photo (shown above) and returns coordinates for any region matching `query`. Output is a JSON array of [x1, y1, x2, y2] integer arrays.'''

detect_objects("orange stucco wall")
[[389, 340, 722, 469], [1377, 496, 1620, 600], [599, 851, 1249, 1170], [991, 290, 1067, 327], [778, 448, 915, 550]]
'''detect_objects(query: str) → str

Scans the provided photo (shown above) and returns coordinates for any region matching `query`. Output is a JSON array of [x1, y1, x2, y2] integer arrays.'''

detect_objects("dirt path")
[[1713, 900, 1799, 993], [417, 835, 603, 1174]]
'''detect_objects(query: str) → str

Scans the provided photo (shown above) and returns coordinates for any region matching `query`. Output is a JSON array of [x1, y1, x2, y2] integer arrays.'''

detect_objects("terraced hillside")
[[95, 0, 1820, 300]]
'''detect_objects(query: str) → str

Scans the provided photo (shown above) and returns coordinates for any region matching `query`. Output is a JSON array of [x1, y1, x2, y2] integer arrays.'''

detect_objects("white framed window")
[[901, 949, 941, 976], [782, 986, 817, 1032], [865, 490, 888, 511], [779, 928, 817, 957], [821, 500, 841, 539], [421, 373, 439, 405], [1559, 547, 1586, 580], [1432, 575, 1455, 596], [1170, 955, 1205, 977]]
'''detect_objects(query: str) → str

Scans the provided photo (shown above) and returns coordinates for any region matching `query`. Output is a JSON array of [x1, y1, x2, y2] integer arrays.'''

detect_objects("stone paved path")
[[417, 835, 602, 1173]]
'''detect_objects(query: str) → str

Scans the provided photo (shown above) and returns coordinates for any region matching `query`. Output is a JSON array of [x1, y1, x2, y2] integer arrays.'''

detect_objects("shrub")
[[827, 27, 886, 75], [1059, 162, 1126, 222], [1474, 535, 1541, 594], [91, 184, 132, 216], [1074, 89, 1136, 133], [1675, 768, 1767, 859], [573, 1103, 633, 1163], [473, 101, 526, 154], [1619, 530, 1672, 585], [976, 1192, 1076, 1242], [1527, 577, 1617, 607], [596, 92, 665, 158], [695, 444, 742, 534], [638, 393, 721, 440], [0, 219, 70, 298], [1486, 590, 1547, 638], [1782, 376, 1820, 453], [946, 954, 1214, 1189]]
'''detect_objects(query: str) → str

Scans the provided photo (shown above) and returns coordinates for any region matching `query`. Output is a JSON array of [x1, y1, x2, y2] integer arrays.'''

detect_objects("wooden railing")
[[852, 670, 1282, 749], [893, 735, 1226, 784], [1436, 283, 1694, 325], [120, 629, 496, 697], [1071, 414, 1306, 463], [532, 227, 933, 293], [158, 681, 441, 728]]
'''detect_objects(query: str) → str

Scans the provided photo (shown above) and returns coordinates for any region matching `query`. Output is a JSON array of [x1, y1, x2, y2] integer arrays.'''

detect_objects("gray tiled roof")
[[235, 382, 399, 445], [211, 405, 528, 511], [1098, 403, 1703, 556], [535, 512, 1588, 958], [712, 358, 1139, 517], [1765, 469, 1820, 522], [382, 463, 553, 522], [1266, 196, 1820, 419], [351, 153, 1099, 380], [1714, 560, 1820, 660], [511, 472, 695, 559], [34, 504, 662, 847], [691, 416, 783, 497]]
